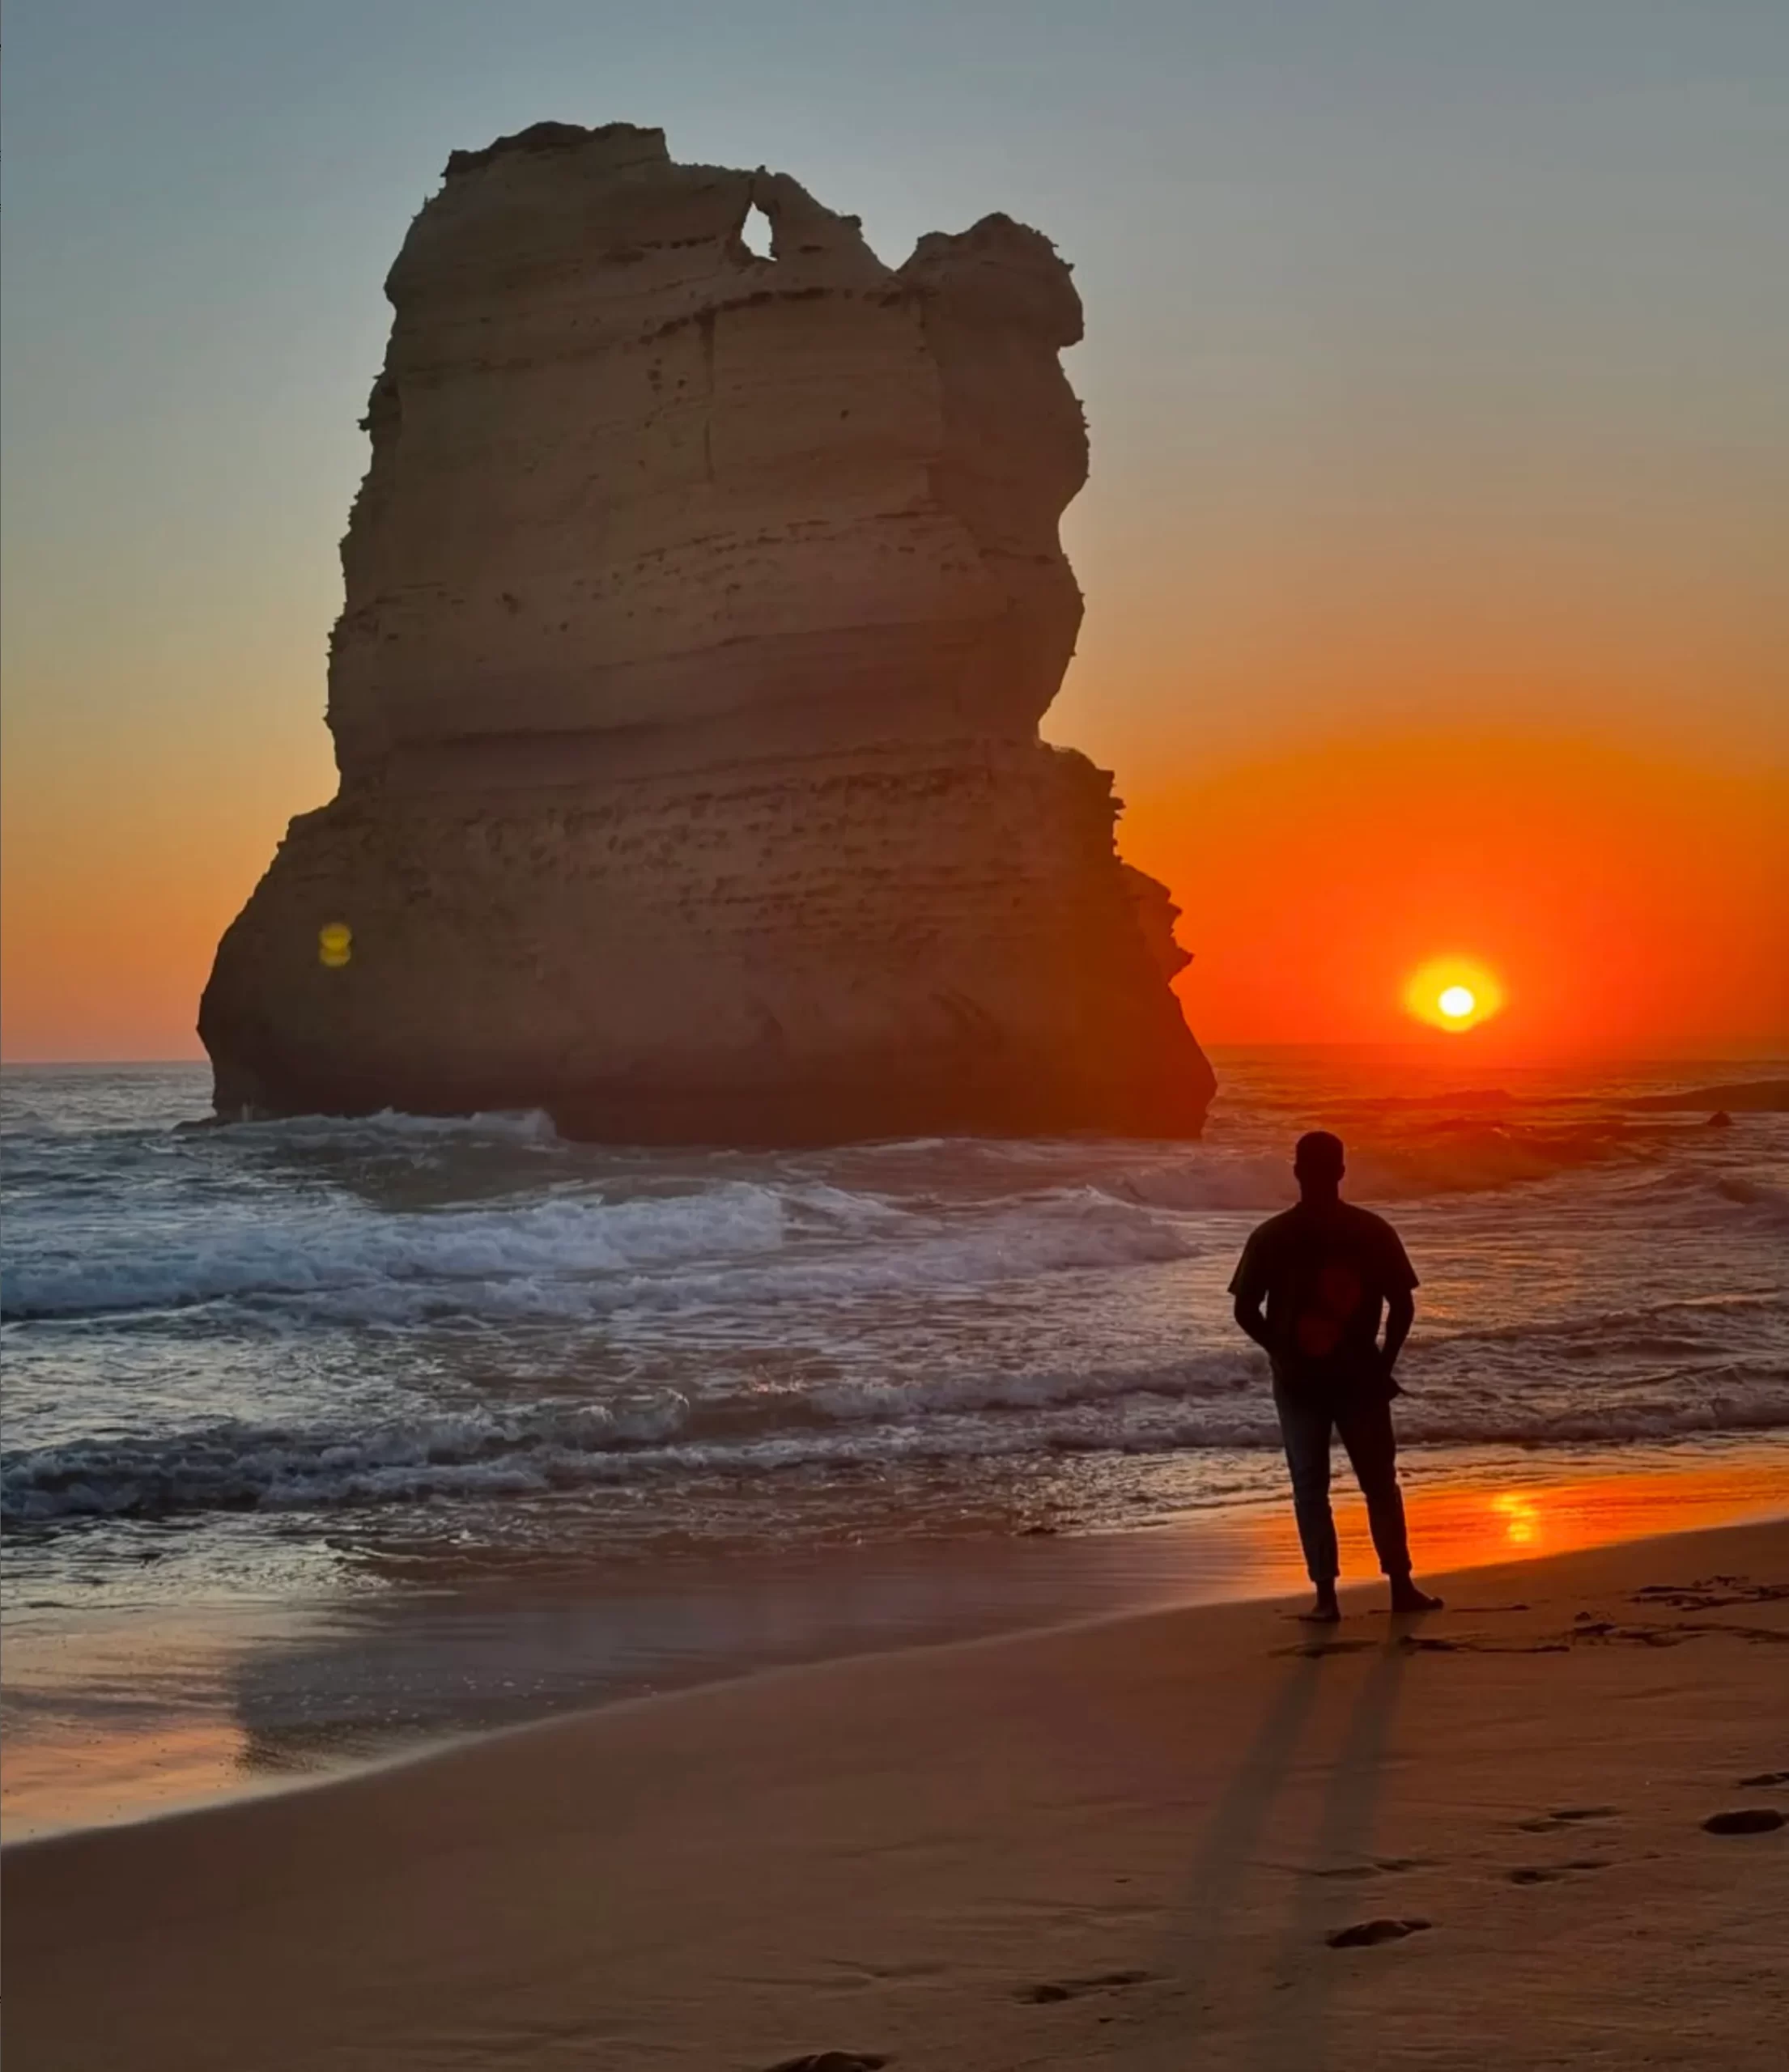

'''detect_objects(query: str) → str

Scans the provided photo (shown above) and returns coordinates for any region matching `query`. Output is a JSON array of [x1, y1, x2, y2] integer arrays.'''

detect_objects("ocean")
[[4, 1050, 1786, 1834]]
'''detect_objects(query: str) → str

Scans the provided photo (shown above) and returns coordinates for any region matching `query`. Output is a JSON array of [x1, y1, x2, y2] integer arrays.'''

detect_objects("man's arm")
[[1230, 1233, 1273, 1351], [1377, 1220, 1419, 1374], [1380, 1287, 1414, 1371], [1233, 1287, 1273, 1352]]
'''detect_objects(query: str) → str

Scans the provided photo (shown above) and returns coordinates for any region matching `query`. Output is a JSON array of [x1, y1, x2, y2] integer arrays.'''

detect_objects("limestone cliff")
[[201, 122, 1216, 1140]]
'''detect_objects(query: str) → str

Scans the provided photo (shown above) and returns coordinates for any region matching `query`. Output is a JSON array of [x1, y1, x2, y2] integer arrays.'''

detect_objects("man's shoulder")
[[1230, 1206, 1301, 1292], [1243, 1206, 1303, 1248], [1338, 1200, 1417, 1283]]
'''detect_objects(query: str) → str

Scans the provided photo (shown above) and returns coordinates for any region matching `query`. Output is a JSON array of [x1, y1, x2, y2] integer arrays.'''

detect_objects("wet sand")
[[6, 1451, 1783, 1841], [6, 1513, 1787, 2070]]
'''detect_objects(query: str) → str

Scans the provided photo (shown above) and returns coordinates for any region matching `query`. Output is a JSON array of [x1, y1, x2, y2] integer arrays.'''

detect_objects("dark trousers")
[[1272, 1376, 1412, 1584]]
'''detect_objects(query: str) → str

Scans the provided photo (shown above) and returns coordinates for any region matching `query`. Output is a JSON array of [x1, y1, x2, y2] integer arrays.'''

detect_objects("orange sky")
[[1120, 734, 1789, 1058], [5, 715, 1782, 1065]]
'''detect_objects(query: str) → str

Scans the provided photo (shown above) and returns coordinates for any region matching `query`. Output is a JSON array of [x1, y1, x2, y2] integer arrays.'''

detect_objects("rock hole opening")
[[740, 202, 775, 261]]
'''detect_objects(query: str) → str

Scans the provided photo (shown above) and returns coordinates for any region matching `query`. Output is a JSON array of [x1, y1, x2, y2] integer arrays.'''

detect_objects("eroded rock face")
[[201, 122, 1215, 1140]]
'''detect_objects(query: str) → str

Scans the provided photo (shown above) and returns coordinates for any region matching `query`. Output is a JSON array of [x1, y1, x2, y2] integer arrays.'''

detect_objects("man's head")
[[1294, 1129, 1345, 1199]]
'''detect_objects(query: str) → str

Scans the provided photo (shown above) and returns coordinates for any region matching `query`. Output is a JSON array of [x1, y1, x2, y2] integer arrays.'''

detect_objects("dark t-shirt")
[[1229, 1199, 1418, 1399]]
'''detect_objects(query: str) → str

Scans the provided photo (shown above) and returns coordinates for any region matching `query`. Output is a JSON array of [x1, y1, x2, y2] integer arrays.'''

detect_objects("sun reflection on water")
[[1313, 1462, 1787, 1582], [1491, 1491, 1541, 1548]]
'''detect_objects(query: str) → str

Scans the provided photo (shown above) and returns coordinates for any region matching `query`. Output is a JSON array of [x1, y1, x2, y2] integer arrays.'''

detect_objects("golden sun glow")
[[1491, 1491, 1542, 1548], [1404, 955, 1505, 1032]]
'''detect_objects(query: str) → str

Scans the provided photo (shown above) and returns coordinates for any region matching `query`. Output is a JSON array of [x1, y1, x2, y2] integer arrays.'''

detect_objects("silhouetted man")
[[1230, 1131, 1442, 1621]]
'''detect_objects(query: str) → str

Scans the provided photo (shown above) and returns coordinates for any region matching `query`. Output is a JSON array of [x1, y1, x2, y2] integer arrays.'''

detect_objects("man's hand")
[[1233, 1293, 1273, 1352]]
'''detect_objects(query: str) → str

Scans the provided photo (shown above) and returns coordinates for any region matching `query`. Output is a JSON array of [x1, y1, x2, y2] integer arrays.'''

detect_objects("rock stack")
[[201, 123, 1214, 1140]]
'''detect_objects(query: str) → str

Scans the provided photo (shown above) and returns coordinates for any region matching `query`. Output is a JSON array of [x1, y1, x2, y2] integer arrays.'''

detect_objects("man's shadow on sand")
[[1144, 1629, 1412, 2070]]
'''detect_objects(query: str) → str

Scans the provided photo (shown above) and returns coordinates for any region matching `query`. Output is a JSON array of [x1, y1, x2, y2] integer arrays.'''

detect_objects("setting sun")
[[1404, 955, 1506, 1033]]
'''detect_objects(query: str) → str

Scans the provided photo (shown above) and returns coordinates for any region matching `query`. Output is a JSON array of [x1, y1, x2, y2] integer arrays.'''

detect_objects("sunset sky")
[[5, 0, 1786, 1062]]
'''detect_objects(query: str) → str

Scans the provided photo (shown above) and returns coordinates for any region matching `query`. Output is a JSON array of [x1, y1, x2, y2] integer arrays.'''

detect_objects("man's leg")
[[1335, 1392, 1442, 1611], [1273, 1380, 1339, 1615]]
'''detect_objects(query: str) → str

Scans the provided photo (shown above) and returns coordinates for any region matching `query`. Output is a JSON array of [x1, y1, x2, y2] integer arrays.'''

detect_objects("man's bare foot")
[[1390, 1579, 1443, 1615], [1299, 1587, 1342, 1624]]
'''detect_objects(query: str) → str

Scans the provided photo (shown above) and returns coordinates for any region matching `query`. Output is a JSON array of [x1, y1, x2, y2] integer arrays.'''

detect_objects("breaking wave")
[[1, 1183, 1195, 1326], [8, 1347, 1787, 1526], [1099, 1122, 1681, 1215], [210, 1106, 565, 1149]]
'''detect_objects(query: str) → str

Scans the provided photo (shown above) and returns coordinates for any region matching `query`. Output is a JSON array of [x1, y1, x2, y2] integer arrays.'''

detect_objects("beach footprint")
[[1326, 1917, 1431, 1949], [1631, 1577, 1789, 1611], [1515, 1806, 1618, 1835], [1702, 1808, 1786, 1836], [1310, 1856, 1430, 1881], [1737, 1770, 1789, 1789], [1508, 1858, 1609, 1885], [1018, 1968, 1156, 2005], [763, 2055, 890, 2072]]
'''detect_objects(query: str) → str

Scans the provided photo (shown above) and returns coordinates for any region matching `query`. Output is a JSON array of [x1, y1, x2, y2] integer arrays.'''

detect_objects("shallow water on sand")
[[4, 1047, 1786, 1832]]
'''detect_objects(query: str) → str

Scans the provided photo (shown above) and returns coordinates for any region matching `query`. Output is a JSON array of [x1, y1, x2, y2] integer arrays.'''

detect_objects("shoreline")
[[5, 1447, 1785, 1848], [7, 1514, 1787, 2069]]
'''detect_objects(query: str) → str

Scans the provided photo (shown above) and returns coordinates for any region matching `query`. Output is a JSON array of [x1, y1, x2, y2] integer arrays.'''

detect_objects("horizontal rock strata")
[[202, 121, 1214, 1140]]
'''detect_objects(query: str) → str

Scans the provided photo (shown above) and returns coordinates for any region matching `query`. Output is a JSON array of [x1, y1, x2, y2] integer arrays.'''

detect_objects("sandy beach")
[[6, 1514, 1787, 2070]]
